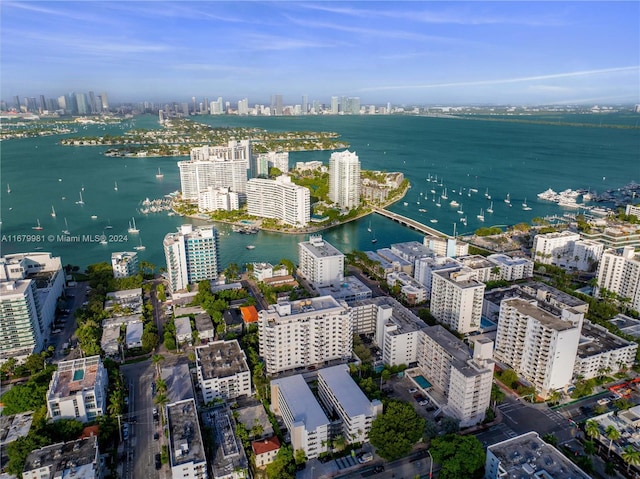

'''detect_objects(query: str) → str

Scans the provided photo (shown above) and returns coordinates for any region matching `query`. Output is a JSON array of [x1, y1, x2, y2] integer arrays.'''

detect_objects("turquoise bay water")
[[1, 114, 638, 270]]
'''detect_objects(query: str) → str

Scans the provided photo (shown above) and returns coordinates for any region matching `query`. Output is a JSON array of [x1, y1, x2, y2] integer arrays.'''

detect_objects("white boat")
[[504, 193, 511, 204], [156, 168, 164, 178], [477, 209, 485, 222], [32, 219, 43, 230], [436, 197, 441, 207], [430, 218, 438, 223], [91, 215, 98, 220], [114, 181, 118, 191], [418, 208, 427, 212], [522, 198, 532, 211], [487, 202, 494, 214], [246, 245, 256, 250], [450, 199, 459, 207], [128, 217, 139, 234], [457, 204, 464, 214], [461, 217, 467, 226], [430, 188, 436, 194], [133, 238, 145, 251], [105, 219, 113, 230], [100, 237, 108, 245], [403, 202, 408, 206], [50, 206, 56, 218], [441, 188, 448, 200], [367, 219, 372, 232], [6, 184, 10, 194], [75, 191, 84, 205], [62, 218, 70, 235], [469, 188, 478, 193], [484, 188, 491, 199]]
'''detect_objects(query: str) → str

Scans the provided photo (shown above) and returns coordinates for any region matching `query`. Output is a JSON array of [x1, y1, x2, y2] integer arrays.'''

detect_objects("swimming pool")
[[414, 375, 432, 389]]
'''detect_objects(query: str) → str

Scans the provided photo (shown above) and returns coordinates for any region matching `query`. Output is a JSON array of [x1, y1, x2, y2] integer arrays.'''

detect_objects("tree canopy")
[[430, 434, 485, 479], [368, 400, 425, 461]]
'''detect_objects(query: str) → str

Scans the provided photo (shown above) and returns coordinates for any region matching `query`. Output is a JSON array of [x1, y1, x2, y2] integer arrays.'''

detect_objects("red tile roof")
[[251, 436, 281, 455], [240, 305, 259, 324]]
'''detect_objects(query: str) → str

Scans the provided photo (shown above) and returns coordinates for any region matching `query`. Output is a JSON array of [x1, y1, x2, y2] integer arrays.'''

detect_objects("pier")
[[372, 206, 450, 239]]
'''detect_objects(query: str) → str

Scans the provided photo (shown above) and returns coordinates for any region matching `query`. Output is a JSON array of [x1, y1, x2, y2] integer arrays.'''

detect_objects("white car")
[[408, 388, 418, 394], [597, 398, 611, 406]]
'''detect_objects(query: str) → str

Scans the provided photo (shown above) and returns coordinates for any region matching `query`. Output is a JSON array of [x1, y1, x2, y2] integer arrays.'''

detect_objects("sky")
[[1, 1, 639, 106]]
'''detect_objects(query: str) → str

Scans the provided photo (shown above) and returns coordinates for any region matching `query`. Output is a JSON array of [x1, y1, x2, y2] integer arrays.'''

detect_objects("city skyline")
[[1, 1, 639, 106]]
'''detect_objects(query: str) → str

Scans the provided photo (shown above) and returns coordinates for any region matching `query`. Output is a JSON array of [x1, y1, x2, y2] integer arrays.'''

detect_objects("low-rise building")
[[22, 437, 100, 479], [486, 254, 534, 281], [316, 275, 372, 305], [235, 403, 274, 440], [252, 263, 289, 282], [386, 271, 428, 305], [270, 374, 329, 459], [174, 316, 193, 344], [104, 288, 143, 315], [252, 436, 281, 468], [161, 363, 195, 404], [195, 312, 215, 343], [196, 340, 251, 402], [485, 431, 591, 479], [125, 321, 143, 349], [100, 325, 120, 357], [317, 365, 383, 444], [0, 411, 33, 467], [376, 249, 412, 274], [167, 399, 208, 479], [47, 356, 108, 423], [390, 241, 434, 266]]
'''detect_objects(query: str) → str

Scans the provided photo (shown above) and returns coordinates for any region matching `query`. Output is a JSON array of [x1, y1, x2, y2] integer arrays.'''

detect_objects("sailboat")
[[367, 219, 372, 233], [487, 201, 494, 214], [134, 237, 146, 251], [75, 191, 84, 205], [477, 209, 485, 222], [522, 198, 532, 211], [441, 188, 448, 200], [156, 168, 164, 178], [62, 218, 70, 235], [504, 193, 511, 205], [485, 188, 491, 200], [128, 217, 139, 234], [105, 219, 113, 230], [114, 181, 118, 191], [32, 219, 43, 230], [50, 206, 56, 218], [436, 197, 441, 207], [457, 204, 464, 214], [6, 184, 10, 194]]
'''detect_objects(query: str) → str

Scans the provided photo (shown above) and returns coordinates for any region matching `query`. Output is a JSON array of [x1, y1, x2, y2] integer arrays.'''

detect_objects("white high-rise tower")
[[328, 150, 360, 209]]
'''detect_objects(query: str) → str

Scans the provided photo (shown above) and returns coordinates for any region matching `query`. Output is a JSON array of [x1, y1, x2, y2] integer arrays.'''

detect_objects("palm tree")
[[152, 354, 164, 375], [156, 378, 168, 394], [622, 445, 640, 474], [585, 420, 601, 453], [605, 425, 621, 457]]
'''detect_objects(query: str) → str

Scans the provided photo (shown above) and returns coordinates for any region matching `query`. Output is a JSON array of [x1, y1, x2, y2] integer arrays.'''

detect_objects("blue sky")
[[2, 1, 639, 105]]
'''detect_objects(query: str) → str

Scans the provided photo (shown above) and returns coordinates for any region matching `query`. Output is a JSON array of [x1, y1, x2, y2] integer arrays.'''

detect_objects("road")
[[121, 359, 161, 479], [51, 281, 89, 362]]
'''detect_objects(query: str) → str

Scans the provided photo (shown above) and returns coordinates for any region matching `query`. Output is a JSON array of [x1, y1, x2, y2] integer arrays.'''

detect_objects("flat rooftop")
[[167, 399, 206, 468], [488, 253, 532, 266], [422, 325, 474, 365], [272, 374, 329, 431], [520, 281, 588, 310], [209, 408, 247, 477], [457, 254, 494, 270], [196, 340, 249, 380], [101, 314, 141, 329], [352, 296, 425, 334], [49, 356, 101, 399], [433, 269, 483, 289], [503, 298, 577, 332], [609, 314, 640, 338], [364, 251, 394, 270], [0, 412, 33, 445], [376, 248, 412, 268], [316, 275, 372, 303], [391, 241, 434, 260], [577, 320, 635, 358], [488, 431, 591, 479], [23, 437, 98, 478], [300, 236, 344, 259], [161, 363, 194, 404], [318, 365, 378, 418], [265, 295, 346, 318]]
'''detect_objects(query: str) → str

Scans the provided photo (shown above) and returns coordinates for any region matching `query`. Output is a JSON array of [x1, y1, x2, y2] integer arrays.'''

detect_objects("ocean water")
[[1, 114, 638, 270]]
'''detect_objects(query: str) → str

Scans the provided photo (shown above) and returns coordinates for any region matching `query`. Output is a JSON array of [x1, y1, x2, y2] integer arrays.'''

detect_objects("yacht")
[[128, 217, 139, 234], [450, 199, 459, 208], [486, 201, 494, 214], [50, 206, 56, 218], [457, 204, 464, 214], [75, 191, 85, 205], [484, 188, 491, 199], [32, 219, 43, 230], [134, 238, 146, 251], [430, 218, 438, 223], [441, 188, 448, 200], [156, 168, 164, 178], [246, 245, 256, 250], [522, 198, 532, 211], [477, 209, 485, 222], [504, 193, 511, 204], [62, 218, 71, 235]]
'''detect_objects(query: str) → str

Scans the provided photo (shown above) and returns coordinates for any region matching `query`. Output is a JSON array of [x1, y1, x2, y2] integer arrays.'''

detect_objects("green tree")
[[430, 434, 485, 479], [23, 353, 45, 375], [622, 445, 640, 474], [369, 401, 425, 461], [605, 425, 621, 456], [490, 384, 505, 410], [498, 369, 519, 389], [265, 444, 296, 479], [152, 354, 165, 375], [585, 420, 600, 442], [294, 448, 307, 465]]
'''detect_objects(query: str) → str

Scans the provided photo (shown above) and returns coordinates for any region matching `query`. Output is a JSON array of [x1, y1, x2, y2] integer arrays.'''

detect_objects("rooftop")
[[609, 314, 640, 338], [263, 295, 347, 319], [487, 253, 532, 266], [318, 365, 380, 418], [390, 241, 434, 260], [352, 296, 425, 335], [196, 340, 249, 380], [23, 437, 98, 479], [161, 363, 195, 404], [272, 374, 329, 431], [0, 411, 33, 445], [49, 356, 102, 400], [175, 316, 192, 337], [503, 298, 577, 332], [376, 248, 412, 267], [488, 431, 591, 479], [167, 399, 206, 468], [240, 305, 259, 324], [520, 281, 589, 311], [300, 235, 344, 259], [235, 403, 274, 438], [433, 268, 484, 289], [422, 325, 475, 365], [458, 254, 495, 270], [194, 312, 214, 333], [577, 320, 636, 358], [316, 275, 372, 304], [208, 408, 247, 477], [252, 436, 281, 456]]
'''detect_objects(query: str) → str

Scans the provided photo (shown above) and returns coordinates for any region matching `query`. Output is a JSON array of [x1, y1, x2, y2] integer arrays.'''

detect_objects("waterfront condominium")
[[595, 246, 640, 312], [246, 175, 310, 227], [494, 297, 582, 398], [430, 268, 485, 335], [328, 150, 361, 209], [257, 296, 352, 374], [178, 157, 248, 201], [251, 151, 289, 178], [163, 224, 219, 292], [111, 251, 139, 279], [297, 235, 345, 288]]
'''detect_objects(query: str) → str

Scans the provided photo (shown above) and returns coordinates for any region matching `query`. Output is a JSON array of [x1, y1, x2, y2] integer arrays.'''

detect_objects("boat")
[[6, 184, 10, 194], [50, 206, 56, 218], [114, 181, 118, 191], [450, 199, 459, 207], [156, 168, 164, 178], [418, 208, 427, 212], [469, 188, 478, 193], [371, 238, 378, 244], [430, 188, 436, 194], [128, 217, 139, 234], [75, 191, 84, 205], [441, 188, 448, 200], [62, 218, 70, 235], [484, 188, 491, 199], [105, 219, 113, 230], [91, 215, 98, 220], [504, 193, 511, 204], [99, 237, 108, 245], [430, 219, 438, 223], [133, 238, 146, 251], [32, 219, 43, 230], [367, 219, 372, 233], [477, 209, 485, 222], [403, 202, 408, 206], [246, 245, 256, 250], [522, 198, 532, 211], [486, 201, 494, 214], [457, 204, 464, 214], [436, 197, 441, 207], [461, 217, 467, 226]]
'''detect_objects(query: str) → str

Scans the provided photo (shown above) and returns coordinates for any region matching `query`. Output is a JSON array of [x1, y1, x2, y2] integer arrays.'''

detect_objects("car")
[[358, 452, 373, 464], [154, 432, 159, 441], [425, 405, 436, 412], [418, 399, 430, 406], [153, 407, 158, 415], [155, 453, 162, 470], [373, 465, 385, 474], [408, 388, 418, 394], [597, 398, 611, 406]]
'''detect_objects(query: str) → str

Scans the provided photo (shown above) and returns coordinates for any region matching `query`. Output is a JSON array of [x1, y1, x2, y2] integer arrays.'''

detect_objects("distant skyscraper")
[[331, 96, 339, 114], [39, 95, 46, 112], [75, 93, 88, 115], [274, 94, 283, 116], [88, 91, 97, 114], [12, 95, 21, 111], [163, 224, 220, 292], [57, 95, 66, 112], [192, 96, 197, 114], [329, 150, 361, 209], [238, 98, 249, 115], [302, 95, 308, 115], [101, 92, 109, 111]]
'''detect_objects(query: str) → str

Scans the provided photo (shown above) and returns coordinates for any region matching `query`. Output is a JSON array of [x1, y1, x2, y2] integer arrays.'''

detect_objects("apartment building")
[[386, 271, 428, 305], [413, 256, 460, 296], [22, 437, 100, 479], [371, 296, 423, 367], [270, 374, 329, 459], [196, 340, 252, 402], [495, 298, 582, 398], [252, 151, 289, 177], [328, 150, 361, 209], [198, 186, 240, 213], [574, 321, 637, 380], [532, 231, 581, 264], [47, 356, 108, 422], [390, 241, 434, 267], [163, 224, 219, 292], [424, 236, 469, 258], [417, 328, 493, 427], [247, 175, 310, 227], [486, 254, 534, 281], [457, 255, 497, 282], [317, 365, 383, 444], [111, 251, 139, 278], [298, 235, 344, 288], [430, 268, 485, 335], [596, 246, 640, 312], [167, 399, 209, 479], [257, 296, 352, 374]]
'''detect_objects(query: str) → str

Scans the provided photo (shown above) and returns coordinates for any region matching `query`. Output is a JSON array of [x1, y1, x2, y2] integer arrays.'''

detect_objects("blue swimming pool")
[[481, 316, 497, 329], [414, 375, 432, 389]]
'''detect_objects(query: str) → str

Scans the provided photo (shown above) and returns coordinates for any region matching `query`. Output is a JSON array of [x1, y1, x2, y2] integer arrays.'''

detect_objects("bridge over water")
[[372, 206, 451, 239]]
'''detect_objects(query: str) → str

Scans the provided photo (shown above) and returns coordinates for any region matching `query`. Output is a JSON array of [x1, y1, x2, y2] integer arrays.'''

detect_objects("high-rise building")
[[494, 298, 582, 398], [75, 92, 88, 115], [275, 94, 283, 116], [246, 176, 310, 227], [163, 224, 220, 292], [197, 186, 239, 212], [302, 95, 308, 115], [328, 150, 360, 209], [331, 96, 339, 114], [100, 92, 109, 111], [596, 246, 640, 312], [298, 235, 345, 288], [237, 98, 249, 115], [430, 268, 485, 334], [111, 252, 139, 279], [251, 151, 288, 177], [258, 296, 352, 374]]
